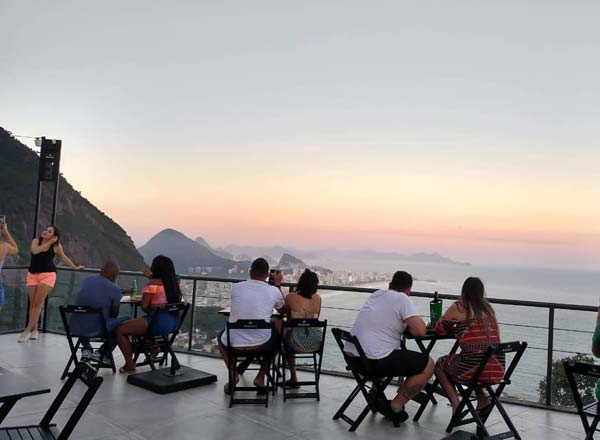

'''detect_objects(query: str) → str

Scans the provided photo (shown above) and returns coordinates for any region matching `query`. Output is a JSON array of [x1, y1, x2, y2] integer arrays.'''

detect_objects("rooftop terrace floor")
[[0, 333, 586, 440]]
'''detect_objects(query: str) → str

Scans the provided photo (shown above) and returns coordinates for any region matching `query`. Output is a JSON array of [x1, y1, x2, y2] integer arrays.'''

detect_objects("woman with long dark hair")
[[282, 269, 322, 387], [434, 277, 504, 416], [115, 255, 182, 373], [20, 225, 83, 343]]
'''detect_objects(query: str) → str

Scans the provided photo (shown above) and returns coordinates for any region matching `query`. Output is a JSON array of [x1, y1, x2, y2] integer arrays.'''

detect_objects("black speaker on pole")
[[38, 138, 62, 183]]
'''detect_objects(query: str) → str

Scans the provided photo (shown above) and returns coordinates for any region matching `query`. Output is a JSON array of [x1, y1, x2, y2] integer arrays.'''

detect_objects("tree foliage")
[[538, 353, 597, 407]]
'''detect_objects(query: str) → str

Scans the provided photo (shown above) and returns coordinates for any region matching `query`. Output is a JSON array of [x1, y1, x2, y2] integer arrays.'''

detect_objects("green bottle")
[[430, 291, 443, 326], [131, 279, 138, 299]]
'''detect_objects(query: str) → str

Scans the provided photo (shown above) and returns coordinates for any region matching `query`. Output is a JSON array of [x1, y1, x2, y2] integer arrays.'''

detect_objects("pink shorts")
[[27, 272, 57, 288]]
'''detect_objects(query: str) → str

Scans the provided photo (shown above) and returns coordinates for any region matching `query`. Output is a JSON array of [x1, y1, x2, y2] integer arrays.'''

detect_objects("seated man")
[[218, 258, 284, 394], [345, 270, 435, 424], [71, 261, 129, 364]]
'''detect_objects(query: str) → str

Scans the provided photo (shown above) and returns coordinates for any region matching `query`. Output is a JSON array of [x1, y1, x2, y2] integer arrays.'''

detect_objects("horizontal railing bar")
[[3, 266, 598, 312]]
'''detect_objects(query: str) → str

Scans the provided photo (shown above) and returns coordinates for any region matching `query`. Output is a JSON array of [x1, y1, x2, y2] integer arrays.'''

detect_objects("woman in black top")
[[19, 225, 83, 343]]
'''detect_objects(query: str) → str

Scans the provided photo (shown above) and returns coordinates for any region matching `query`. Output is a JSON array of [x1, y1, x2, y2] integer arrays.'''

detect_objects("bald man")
[[72, 261, 129, 362]]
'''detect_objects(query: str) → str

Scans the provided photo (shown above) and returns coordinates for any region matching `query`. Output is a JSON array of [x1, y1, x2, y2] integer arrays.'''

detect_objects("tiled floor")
[[0, 333, 586, 439]]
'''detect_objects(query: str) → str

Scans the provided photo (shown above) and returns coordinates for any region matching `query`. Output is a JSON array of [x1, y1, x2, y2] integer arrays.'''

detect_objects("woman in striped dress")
[[434, 277, 504, 415]]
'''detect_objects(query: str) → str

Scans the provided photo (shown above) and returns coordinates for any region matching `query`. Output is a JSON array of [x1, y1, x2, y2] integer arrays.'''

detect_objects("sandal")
[[253, 378, 268, 395], [150, 348, 161, 361], [476, 402, 493, 417], [119, 366, 137, 374], [285, 379, 300, 389], [223, 376, 240, 395]]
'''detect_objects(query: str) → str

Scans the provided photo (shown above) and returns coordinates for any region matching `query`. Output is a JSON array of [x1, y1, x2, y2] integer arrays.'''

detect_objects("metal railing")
[[1, 265, 596, 410]]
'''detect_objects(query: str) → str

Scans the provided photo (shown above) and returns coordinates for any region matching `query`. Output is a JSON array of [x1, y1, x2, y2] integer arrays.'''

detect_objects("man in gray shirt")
[[72, 261, 129, 363]]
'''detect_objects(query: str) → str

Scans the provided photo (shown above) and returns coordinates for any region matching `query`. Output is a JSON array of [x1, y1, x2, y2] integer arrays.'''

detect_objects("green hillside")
[[0, 127, 146, 271]]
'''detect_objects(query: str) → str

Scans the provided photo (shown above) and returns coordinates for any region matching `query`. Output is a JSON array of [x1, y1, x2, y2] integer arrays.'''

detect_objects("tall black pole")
[[31, 137, 45, 239], [27, 138, 62, 331]]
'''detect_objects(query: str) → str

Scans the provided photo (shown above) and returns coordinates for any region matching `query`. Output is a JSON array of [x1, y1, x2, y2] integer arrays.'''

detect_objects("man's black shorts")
[[348, 349, 429, 377]]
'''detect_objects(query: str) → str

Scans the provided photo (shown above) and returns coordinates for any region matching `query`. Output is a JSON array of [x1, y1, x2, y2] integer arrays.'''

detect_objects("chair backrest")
[[283, 318, 328, 353], [146, 302, 190, 338], [564, 360, 600, 415], [468, 341, 528, 387], [564, 361, 600, 378], [40, 362, 103, 440], [331, 327, 372, 374], [226, 319, 274, 350], [60, 305, 105, 339]]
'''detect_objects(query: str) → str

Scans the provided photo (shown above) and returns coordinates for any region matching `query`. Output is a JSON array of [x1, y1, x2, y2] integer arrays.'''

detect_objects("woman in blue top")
[[0, 222, 19, 312]]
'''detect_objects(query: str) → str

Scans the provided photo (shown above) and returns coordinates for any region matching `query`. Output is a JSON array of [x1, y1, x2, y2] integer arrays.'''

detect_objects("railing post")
[[545, 306, 555, 406], [188, 279, 197, 351]]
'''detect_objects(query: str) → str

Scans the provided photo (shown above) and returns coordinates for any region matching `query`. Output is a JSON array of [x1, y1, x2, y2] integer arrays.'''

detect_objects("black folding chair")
[[0, 362, 103, 440], [331, 327, 397, 431], [445, 341, 528, 439], [59, 305, 116, 379], [225, 319, 278, 408], [132, 302, 190, 372], [277, 318, 327, 401], [564, 360, 600, 440]]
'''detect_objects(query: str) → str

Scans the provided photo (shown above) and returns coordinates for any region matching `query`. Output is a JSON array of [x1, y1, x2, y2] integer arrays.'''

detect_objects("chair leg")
[[465, 398, 489, 438], [350, 403, 373, 432], [271, 353, 277, 397], [109, 350, 116, 373], [489, 391, 519, 440], [586, 415, 600, 440], [313, 353, 320, 402], [333, 384, 362, 420], [228, 355, 236, 409], [446, 390, 469, 433], [61, 340, 81, 380], [282, 353, 288, 402]]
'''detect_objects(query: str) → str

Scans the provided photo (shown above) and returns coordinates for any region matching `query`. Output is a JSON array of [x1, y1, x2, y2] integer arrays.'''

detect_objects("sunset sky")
[[2, 1, 599, 269]]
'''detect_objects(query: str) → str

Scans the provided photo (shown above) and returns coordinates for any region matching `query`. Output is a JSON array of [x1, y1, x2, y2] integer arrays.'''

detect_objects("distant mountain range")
[[214, 243, 470, 268], [139, 229, 249, 276]]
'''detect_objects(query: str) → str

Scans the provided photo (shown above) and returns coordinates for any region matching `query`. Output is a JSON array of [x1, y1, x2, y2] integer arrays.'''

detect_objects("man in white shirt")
[[346, 271, 434, 423], [218, 258, 284, 394]]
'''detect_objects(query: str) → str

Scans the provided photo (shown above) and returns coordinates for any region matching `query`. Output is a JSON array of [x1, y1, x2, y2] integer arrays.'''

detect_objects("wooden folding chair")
[[277, 318, 327, 401], [59, 305, 116, 379], [0, 363, 103, 440], [331, 327, 398, 431], [225, 319, 278, 408], [132, 302, 190, 372], [445, 341, 528, 440]]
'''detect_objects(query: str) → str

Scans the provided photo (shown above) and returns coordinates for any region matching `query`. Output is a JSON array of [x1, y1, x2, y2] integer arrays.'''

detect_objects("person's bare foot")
[[476, 397, 492, 414], [119, 364, 136, 374], [450, 398, 460, 415]]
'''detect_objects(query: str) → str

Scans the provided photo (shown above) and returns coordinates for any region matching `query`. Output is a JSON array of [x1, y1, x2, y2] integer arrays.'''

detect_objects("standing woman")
[[0, 222, 19, 312], [19, 225, 83, 342], [115, 255, 182, 373]]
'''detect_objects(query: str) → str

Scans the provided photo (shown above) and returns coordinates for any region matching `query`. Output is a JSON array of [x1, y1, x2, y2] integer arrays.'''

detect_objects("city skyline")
[[2, 1, 599, 270]]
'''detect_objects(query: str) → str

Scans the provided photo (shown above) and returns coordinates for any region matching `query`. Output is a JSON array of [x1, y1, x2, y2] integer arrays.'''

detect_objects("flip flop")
[[119, 366, 137, 374], [253, 379, 268, 395], [285, 380, 301, 389]]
